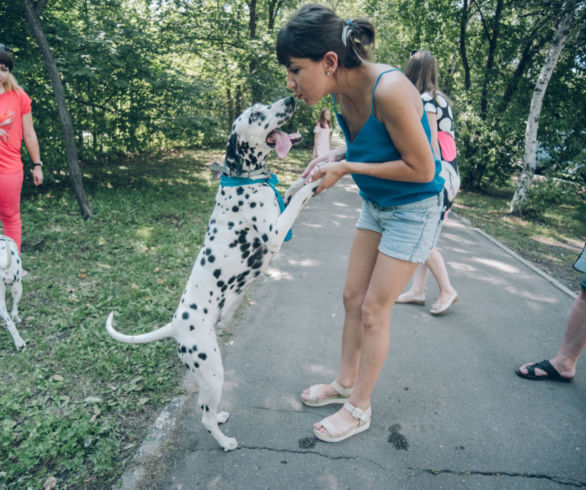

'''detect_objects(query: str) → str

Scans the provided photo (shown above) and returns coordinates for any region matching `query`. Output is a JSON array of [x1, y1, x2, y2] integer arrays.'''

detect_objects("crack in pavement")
[[236, 445, 388, 471], [410, 467, 586, 487]]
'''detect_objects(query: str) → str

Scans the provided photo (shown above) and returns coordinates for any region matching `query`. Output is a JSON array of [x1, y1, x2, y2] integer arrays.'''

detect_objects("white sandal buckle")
[[343, 402, 369, 422]]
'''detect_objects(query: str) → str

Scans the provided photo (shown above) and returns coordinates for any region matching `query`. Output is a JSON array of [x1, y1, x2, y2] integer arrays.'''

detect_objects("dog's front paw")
[[222, 437, 238, 451], [12, 315, 21, 324], [14, 338, 26, 350]]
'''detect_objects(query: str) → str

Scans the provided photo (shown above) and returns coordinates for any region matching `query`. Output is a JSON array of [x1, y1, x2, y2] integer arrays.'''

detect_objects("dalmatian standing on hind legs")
[[106, 96, 323, 451], [0, 235, 25, 350]]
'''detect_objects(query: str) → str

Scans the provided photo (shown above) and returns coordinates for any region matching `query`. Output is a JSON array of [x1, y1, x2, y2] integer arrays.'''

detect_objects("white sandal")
[[313, 401, 372, 443], [301, 380, 353, 407]]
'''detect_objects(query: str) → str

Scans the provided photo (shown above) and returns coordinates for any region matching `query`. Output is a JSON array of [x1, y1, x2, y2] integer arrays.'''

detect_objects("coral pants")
[[0, 170, 23, 252]]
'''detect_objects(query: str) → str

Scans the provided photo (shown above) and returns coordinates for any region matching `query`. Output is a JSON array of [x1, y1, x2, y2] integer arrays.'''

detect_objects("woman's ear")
[[322, 51, 339, 75]]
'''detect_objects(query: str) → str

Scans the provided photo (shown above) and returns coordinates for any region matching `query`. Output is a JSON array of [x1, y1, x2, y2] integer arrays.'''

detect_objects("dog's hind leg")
[[10, 281, 22, 324], [192, 342, 238, 451], [197, 377, 238, 450]]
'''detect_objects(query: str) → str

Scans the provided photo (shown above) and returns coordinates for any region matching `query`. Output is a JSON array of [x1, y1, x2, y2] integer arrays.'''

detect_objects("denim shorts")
[[356, 194, 443, 263]]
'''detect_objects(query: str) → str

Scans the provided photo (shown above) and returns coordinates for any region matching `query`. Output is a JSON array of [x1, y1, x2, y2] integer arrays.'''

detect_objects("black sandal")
[[515, 359, 573, 383]]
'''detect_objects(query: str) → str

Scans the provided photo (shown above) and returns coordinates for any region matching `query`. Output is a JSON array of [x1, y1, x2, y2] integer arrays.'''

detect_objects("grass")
[[452, 184, 585, 293], [1, 148, 583, 488]]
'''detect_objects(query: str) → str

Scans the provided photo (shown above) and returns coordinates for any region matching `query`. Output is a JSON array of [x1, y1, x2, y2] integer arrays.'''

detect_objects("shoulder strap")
[[371, 68, 399, 113]]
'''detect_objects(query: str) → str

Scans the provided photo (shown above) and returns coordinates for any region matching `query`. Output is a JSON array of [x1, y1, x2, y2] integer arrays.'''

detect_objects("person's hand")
[[308, 160, 348, 195], [31, 165, 43, 186], [302, 153, 328, 179]]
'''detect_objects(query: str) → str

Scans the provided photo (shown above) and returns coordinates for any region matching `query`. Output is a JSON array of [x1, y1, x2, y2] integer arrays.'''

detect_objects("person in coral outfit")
[[0, 44, 43, 253]]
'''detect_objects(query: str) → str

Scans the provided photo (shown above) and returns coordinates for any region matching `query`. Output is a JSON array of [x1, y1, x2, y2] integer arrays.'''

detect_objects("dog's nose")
[[285, 96, 295, 108]]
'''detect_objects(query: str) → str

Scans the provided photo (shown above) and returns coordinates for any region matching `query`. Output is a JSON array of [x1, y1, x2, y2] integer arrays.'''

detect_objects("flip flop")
[[301, 380, 353, 407], [515, 360, 574, 383], [313, 402, 371, 443]]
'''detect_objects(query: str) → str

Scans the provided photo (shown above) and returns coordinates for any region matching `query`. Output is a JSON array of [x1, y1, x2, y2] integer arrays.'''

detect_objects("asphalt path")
[[116, 176, 585, 490]]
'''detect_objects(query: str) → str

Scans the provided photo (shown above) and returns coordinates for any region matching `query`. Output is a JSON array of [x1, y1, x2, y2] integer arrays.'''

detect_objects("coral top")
[[0, 89, 31, 174]]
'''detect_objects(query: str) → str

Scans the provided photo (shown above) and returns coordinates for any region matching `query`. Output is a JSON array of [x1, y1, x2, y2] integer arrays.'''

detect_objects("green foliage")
[[4, 0, 584, 193], [514, 178, 575, 221]]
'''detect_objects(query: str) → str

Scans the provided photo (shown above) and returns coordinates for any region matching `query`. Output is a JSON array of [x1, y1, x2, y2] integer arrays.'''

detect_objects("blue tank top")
[[334, 69, 444, 207]]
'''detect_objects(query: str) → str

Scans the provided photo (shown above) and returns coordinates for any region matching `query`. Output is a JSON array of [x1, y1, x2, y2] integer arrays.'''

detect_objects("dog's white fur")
[[106, 97, 320, 451], [0, 236, 25, 350]]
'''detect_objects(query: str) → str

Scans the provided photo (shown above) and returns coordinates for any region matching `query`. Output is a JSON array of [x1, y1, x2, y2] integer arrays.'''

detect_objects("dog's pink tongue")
[[273, 131, 292, 158]]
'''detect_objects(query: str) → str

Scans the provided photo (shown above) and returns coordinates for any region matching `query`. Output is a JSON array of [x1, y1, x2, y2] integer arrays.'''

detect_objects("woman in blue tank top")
[[276, 4, 444, 443]]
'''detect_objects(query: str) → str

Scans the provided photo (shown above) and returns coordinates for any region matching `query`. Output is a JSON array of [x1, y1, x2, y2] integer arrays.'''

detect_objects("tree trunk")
[[22, 0, 92, 219], [510, 1, 578, 215], [480, 0, 503, 119], [459, 0, 471, 90]]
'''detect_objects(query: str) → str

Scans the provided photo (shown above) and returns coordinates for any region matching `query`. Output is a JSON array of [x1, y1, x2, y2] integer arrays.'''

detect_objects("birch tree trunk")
[[509, 1, 578, 215], [22, 0, 92, 219]]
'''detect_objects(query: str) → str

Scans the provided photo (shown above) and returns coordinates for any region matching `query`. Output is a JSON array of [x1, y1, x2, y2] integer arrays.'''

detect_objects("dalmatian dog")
[[0, 235, 25, 350], [106, 96, 321, 451]]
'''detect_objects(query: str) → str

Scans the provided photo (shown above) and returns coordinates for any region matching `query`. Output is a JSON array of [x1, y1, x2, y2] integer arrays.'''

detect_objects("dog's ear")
[[224, 133, 243, 173]]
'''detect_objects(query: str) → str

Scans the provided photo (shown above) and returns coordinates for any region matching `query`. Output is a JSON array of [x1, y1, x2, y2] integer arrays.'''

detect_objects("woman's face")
[[0, 64, 10, 87], [286, 57, 329, 106], [323, 109, 331, 121]]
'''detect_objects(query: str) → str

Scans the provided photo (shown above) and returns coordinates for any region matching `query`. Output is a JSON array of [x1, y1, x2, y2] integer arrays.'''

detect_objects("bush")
[[515, 179, 568, 220]]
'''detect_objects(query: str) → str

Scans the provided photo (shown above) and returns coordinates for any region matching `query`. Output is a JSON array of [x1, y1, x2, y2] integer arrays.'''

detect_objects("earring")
[[326, 71, 331, 76]]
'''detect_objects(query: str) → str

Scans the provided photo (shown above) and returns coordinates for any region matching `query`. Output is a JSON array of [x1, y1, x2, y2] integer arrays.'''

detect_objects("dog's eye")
[[248, 111, 267, 125]]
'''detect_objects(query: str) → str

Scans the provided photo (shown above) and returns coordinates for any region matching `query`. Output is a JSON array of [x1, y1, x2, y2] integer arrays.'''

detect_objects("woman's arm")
[[309, 75, 436, 193], [426, 111, 440, 158], [22, 112, 43, 186]]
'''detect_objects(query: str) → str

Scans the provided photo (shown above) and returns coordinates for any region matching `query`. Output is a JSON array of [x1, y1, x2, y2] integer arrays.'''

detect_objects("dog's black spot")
[[218, 298, 225, 309], [189, 325, 195, 331], [185, 363, 190, 369], [236, 187, 244, 195], [208, 255, 215, 263], [198, 353, 207, 360], [250, 202, 257, 208], [200, 257, 206, 266], [204, 308, 208, 314], [213, 269, 221, 278], [182, 311, 189, 320], [262, 233, 269, 242], [228, 221, 235, 229], [190, 303, 198, 310], [217, 280, 225, 288], [192, 344, 198, 351], [180, 345, 187, 353], [232, 206, 239, 212], [194, 362, 200, 368]]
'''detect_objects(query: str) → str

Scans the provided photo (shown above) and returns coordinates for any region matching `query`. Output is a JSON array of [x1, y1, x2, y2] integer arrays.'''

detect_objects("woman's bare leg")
[[314, 248, 418, 435]]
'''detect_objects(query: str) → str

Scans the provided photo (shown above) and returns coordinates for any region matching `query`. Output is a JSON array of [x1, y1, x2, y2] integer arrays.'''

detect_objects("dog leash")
[[219, 173, 292, 242]]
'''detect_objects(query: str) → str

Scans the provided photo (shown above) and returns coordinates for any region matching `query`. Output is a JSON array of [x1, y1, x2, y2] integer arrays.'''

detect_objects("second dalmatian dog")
[[0, 235, 25, 350], [106, 96, 322, 451]]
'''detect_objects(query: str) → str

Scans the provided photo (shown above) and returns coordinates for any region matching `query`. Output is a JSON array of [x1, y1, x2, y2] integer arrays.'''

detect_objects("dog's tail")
[[106, 312, 175, 344]]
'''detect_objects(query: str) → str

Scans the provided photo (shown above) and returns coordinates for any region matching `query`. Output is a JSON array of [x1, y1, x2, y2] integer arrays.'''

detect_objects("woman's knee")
[[360, 300, 390, 332], [342, 285, 364, 313]]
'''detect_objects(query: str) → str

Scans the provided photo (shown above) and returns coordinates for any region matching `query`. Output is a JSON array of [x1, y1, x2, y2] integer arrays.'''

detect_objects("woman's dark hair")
[[277, 4, 375, 68], [0, 45, 14, 72]]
